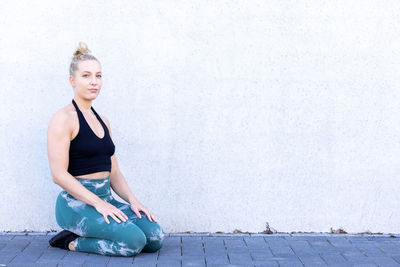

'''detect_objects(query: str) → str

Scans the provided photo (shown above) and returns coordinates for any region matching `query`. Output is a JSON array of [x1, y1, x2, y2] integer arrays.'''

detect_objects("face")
[[69, 60, 102, 100]]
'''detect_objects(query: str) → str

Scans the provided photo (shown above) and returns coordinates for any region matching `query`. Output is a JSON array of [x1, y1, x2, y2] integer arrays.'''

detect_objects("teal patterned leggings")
[[55, 175, 165, 256]]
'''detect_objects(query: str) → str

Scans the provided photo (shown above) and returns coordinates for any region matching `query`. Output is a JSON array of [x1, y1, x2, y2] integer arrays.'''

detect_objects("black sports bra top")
[[67, 99, 115, 176]]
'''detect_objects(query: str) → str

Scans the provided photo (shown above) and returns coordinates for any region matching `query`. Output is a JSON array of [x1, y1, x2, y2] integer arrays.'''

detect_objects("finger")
[[148, 213, 155, 222], [104, 215, 110, 224], [147, 212, 153, 222], [118, 211, 127, 222], [121, 210, 128, 221], [152, 214, 157, 222], [114, 208, 126, 221], [144, 211, 152, 222], [135, 208, 142, 218], [110, 213, 121, 223]]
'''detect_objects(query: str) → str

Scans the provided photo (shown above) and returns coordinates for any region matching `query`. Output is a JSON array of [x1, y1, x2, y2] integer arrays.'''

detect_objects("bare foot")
[[68, 240, 76, 251]]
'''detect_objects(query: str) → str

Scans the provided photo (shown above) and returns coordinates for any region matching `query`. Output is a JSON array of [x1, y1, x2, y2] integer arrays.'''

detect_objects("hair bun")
[[69, 42, 99, 77], [73, 41, 91, 57]]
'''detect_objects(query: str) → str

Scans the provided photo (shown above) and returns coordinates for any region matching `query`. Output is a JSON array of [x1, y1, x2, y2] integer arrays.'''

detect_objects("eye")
[[97, 75, 102, 78], [83, 74, 89, 77]]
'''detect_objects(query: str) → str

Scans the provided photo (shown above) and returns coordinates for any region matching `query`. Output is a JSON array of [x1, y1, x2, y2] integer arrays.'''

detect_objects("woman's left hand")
[[130, 201, 158, 222]]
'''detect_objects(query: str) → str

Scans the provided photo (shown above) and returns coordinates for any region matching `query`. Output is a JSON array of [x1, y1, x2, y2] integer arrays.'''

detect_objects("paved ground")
[[0, 232, 400, 266]]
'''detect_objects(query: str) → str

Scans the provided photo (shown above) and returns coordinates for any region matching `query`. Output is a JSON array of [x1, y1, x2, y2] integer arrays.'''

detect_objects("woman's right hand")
[[94, 200, 128, 224]]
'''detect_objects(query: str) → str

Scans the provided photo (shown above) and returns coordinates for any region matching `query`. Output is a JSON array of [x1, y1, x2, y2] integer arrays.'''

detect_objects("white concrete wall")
[[1, 0, 400, 233]]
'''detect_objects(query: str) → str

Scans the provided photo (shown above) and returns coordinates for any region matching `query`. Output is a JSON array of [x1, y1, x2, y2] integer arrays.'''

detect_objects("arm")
[[101, 114, 157, 222], [100, 115, 141, 205], [47, 110, 103, 207], [109, 154, 142, 205]]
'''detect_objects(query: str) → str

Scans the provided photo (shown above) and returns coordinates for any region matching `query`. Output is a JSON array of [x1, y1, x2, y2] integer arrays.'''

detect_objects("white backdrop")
[[1, 0, 400, 233]]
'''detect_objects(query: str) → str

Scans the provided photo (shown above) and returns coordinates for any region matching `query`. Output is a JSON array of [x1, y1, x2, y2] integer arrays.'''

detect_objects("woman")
[[46, 42, 165, 256]]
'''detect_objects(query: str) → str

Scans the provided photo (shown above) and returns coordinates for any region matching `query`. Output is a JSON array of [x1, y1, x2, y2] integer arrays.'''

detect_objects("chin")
[[84, 95, 98, 101]]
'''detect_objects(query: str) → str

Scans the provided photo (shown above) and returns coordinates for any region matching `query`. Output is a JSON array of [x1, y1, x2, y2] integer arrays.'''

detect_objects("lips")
[[89, 88, 98, 92]]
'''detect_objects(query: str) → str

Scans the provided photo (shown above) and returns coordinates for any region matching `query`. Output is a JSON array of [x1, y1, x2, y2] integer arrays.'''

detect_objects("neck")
[[73, 97, 92, 112]]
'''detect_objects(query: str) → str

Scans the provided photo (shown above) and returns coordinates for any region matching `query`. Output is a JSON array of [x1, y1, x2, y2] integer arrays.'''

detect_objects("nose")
[[90, 76, 97, 85]]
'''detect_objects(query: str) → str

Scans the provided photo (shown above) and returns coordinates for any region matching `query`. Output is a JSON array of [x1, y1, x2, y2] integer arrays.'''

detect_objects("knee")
[[143, 226, 166, 253], [132, 229, 147, 251], [120, 225, 147, 256]]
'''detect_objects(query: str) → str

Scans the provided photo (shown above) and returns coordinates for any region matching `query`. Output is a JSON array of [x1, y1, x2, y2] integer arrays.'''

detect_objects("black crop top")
[[68, 99, 115, 176]]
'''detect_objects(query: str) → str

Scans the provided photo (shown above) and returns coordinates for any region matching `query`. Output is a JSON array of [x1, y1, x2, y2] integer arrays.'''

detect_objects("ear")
[[69, 75, 75, 88]]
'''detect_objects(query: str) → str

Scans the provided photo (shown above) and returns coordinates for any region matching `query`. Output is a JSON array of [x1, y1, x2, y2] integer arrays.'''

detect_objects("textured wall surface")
[[1, 0, 400, 233]]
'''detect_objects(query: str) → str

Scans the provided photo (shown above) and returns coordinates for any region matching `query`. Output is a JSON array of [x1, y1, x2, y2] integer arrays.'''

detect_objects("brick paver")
[[0, 232, 399, 266]]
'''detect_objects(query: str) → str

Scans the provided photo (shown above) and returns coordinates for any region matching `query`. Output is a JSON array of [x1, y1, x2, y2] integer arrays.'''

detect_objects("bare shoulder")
[[47, 104, 76, 139], [98, 113, 112, 135], [98, 113, 110, 126]]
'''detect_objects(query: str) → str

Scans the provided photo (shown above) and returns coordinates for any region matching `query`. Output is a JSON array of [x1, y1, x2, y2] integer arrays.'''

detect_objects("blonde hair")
[[69, 42, 99, 77]]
